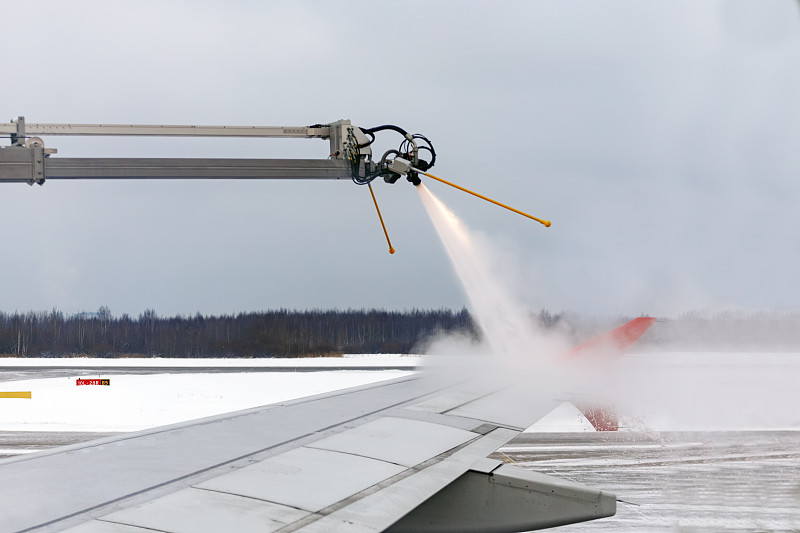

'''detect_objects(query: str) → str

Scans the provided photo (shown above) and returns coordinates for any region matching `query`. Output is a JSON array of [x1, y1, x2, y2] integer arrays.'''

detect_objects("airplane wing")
[[0, 370, 616, 533]]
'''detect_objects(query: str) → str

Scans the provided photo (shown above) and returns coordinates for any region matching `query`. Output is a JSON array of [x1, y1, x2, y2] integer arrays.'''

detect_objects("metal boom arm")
[[0, 116, 370, 185]]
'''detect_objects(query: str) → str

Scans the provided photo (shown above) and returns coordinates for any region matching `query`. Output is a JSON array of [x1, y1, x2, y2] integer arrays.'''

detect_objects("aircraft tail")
[[568, 316, 657, 359], [567, 317, 657, 431]]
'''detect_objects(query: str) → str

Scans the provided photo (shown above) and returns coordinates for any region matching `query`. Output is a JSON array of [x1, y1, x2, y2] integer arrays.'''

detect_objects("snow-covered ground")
[[0, 355, 420, 432], [0, 369, 413, 432]]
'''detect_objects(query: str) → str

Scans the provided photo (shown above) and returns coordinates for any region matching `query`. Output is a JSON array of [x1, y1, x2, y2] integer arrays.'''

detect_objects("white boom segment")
[[0, 121, 331, 139], [0, 116, 371, 185]]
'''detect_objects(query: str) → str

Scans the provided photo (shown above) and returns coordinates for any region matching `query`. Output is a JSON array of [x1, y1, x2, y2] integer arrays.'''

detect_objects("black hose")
[[363, 124, 409, 136]]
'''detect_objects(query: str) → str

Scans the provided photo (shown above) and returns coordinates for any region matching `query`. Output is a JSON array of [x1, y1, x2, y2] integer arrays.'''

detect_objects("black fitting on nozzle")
[[407, 159, 430, 186]]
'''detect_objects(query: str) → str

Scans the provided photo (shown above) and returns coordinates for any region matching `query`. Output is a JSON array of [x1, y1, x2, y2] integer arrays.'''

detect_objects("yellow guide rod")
[[415, 169, 551, 228], [368, 183, 396, 254]]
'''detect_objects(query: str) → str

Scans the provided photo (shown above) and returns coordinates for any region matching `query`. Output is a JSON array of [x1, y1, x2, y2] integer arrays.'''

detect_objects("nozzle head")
[[543, 220, 551, 228], [389, 247, 396, 255]]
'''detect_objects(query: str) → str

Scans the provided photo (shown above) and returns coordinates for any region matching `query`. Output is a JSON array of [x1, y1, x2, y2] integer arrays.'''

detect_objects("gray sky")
[[2, 0, 799, 318]]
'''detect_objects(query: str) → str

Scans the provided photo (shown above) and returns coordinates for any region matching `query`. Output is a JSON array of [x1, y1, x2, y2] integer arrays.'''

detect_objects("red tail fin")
[[567, 316, 657, 360], [567, 317, 657, 431]]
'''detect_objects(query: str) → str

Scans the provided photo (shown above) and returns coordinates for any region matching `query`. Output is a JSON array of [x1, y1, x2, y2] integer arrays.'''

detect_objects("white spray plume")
[[417, 184, 569, 374], [416, 184, 800, 432]]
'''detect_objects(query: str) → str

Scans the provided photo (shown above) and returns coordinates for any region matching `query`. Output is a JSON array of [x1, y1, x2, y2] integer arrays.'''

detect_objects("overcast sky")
[[2, 0, 799, 318]]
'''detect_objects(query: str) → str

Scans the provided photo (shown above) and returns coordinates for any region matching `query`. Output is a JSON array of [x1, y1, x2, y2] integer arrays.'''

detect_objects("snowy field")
[[0, 355, 418, 432]]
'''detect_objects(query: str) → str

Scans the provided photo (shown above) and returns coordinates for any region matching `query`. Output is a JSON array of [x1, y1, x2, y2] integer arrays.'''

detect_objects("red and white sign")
[[76, 379, 110, 386]]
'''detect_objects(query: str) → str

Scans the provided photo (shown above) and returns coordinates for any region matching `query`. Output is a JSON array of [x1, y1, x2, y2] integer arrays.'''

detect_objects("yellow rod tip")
[[543, 220, 551, 227], [389, 248, 396, 254]]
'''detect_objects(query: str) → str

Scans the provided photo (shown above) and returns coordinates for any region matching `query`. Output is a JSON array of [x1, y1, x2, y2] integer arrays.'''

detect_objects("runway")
[[498, 431, 800, 532]]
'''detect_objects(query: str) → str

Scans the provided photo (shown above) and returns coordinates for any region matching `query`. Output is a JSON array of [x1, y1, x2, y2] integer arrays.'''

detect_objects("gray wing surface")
[[0, 374, 615, 533]]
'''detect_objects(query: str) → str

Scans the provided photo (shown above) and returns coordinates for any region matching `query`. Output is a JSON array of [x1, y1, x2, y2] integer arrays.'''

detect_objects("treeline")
[[2, 307, 797, 358], [0, 307, 477, 358]]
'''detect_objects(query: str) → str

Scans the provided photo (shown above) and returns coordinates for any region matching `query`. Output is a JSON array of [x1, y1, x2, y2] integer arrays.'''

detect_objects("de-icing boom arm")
[[0, 116, 380, 185], [0, 116, 548, 253]]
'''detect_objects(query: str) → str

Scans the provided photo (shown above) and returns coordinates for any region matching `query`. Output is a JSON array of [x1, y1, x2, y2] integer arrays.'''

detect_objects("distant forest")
[[0, 307, 477, 358], [1, 307, 799, 358]]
